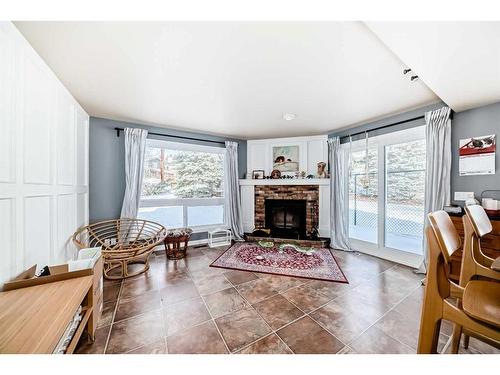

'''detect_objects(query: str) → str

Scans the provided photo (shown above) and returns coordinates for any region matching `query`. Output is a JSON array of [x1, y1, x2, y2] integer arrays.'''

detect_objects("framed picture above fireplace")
[[272, 145, 300, 172]]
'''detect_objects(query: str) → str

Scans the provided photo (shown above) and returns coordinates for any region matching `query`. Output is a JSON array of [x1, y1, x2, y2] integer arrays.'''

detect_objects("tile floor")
[[75, 245, 499, 354]]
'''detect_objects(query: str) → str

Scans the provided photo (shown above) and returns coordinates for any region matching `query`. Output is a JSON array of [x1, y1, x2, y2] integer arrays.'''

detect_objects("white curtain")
[[120, 128, 148, 219], [328, 137, 352, 251], [224, 141, 244, 240], [417, 106, 452, 273]]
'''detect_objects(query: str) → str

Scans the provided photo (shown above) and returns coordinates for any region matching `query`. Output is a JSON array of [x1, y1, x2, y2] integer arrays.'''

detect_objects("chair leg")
[[418, 314, 442, 354], [451, 324, 462, 354], [463, 334, 470, 349]]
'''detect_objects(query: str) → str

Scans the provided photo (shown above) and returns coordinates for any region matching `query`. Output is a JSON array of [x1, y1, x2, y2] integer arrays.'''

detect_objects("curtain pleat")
[[224, 141, 244, 240], [120, 128, 148, 219], [328, 137, 352, 251], [417, 106, 452, 274]]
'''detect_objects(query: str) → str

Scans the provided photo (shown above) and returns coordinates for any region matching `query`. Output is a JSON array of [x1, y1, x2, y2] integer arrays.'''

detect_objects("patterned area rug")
[[210, 242, 348, 283]]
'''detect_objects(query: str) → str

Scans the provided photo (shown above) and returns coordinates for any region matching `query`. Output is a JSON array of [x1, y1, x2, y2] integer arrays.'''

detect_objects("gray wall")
[[329, 101, 500, 204], [451, 102, 500, 202], [89, 117, 246, 241]]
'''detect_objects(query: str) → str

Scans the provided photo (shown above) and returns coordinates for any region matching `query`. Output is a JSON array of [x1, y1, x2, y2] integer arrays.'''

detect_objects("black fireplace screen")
[[265, 199, 307, 239]]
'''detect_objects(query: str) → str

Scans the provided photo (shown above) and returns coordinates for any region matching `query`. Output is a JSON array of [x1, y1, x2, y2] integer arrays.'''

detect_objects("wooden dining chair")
[[450, 205, 500, 352], [417, 210, 500, 354]]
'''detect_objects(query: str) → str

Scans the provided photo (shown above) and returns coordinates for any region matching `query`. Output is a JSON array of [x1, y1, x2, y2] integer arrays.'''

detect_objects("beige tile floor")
[[76, 245, 499, 354]]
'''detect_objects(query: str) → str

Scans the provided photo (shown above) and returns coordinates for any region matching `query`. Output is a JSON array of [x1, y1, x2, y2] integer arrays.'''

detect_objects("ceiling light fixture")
[[283, 113, 297, 121]]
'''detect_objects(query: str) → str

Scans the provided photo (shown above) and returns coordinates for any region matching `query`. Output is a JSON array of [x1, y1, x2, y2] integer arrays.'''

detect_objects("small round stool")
[[164, 228, 193, 260]]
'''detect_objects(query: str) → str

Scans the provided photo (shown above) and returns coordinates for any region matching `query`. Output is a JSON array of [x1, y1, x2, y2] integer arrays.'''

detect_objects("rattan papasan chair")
[[72, 218, 166, 280]]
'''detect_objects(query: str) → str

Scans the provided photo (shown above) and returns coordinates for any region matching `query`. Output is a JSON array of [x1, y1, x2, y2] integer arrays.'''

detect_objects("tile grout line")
[[274, 287, 350, 351], [221, 271, 359, 353], [226, 277, 295, 354], [195, 276, 233, 354], [276, 263, 420, 352], [103, 281, 123, 354], [159, 252, 235, 352], [160, 255, 232, 353], [234, 288, 295, 354], [345, 282, 422, 351]]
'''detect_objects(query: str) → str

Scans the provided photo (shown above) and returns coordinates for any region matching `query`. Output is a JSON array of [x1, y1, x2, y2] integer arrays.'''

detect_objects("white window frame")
[[346, 126, 425, 268], [139, 139, 227, 233]]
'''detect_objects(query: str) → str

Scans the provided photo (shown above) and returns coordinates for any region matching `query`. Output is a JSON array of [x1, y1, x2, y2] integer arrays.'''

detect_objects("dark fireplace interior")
[[265, 199, 307, 239]]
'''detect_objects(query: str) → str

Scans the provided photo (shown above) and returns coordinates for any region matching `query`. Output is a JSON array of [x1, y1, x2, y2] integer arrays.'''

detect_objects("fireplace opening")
[[265, 199, 307, 239]]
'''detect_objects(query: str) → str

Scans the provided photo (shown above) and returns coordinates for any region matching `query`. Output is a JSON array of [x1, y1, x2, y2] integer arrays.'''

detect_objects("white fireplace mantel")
[[239, 178, 329, 186]]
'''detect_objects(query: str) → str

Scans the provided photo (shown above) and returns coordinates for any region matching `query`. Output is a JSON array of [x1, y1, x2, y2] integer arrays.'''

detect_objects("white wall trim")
[[247, 135, 328, 177], [0, 22, 89, 284]]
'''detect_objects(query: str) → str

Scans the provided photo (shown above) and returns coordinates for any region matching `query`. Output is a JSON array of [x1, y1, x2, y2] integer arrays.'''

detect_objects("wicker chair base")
[[103, 251, 152, 280]]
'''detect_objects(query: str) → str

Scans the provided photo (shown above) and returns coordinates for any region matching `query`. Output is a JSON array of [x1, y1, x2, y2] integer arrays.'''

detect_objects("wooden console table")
[[0, 276, 94, 354], [449, 214, 500, 282]]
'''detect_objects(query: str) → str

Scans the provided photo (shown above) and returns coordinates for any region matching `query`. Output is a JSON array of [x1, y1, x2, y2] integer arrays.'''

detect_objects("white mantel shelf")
[[239, 178, 330, 186]]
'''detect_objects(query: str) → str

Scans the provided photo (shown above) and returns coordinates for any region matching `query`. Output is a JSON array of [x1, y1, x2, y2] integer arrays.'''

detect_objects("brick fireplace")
[[254, 185, 319, 238]]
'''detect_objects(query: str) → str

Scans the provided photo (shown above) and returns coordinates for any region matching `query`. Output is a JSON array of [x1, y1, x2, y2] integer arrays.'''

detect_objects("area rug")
[[210, 242, 348, 283]]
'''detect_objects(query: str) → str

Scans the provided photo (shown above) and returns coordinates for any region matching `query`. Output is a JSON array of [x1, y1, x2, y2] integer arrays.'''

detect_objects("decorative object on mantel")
[[210, 242, 348, 283], [316, 161, 329, 178], [252, 170, 265, 179], [270, 169, 281, 179]]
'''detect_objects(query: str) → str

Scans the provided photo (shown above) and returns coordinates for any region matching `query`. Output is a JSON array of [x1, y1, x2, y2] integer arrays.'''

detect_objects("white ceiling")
[[366, 22, 500, 112], [14, 21, 441, 139]]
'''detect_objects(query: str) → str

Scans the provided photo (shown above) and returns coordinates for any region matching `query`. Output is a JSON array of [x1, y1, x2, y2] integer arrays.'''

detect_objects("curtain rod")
[[340, 109, 454, 141], [340, 115, 425, 141], [114, 127, 227, 145]]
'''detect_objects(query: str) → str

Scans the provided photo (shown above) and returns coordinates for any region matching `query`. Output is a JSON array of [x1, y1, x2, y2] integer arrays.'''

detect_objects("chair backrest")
[[427, 210, 462, 264], [465, 204, 492, 238]]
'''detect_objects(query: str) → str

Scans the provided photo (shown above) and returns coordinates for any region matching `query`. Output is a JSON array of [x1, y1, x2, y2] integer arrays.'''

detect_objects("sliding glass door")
[[384, 139, 426, 254], [349, 148, 378, 244], [347, 126, 426, 264]]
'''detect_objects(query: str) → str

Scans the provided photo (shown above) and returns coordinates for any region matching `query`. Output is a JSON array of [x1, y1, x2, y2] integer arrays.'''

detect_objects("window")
[[137, 140, 226, 231], [348, 126, 426, 259]]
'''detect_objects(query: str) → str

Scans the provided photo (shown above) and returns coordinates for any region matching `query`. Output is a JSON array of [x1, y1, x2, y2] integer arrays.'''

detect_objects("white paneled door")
[[0, 22, 89, 284]]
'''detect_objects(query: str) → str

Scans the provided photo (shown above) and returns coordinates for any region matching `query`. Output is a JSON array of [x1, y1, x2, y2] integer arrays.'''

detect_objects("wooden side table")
[[164, 228, 193, 260]]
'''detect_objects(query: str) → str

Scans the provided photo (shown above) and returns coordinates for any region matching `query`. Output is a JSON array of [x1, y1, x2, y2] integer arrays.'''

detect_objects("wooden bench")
[[0, 276, 94, 354]]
